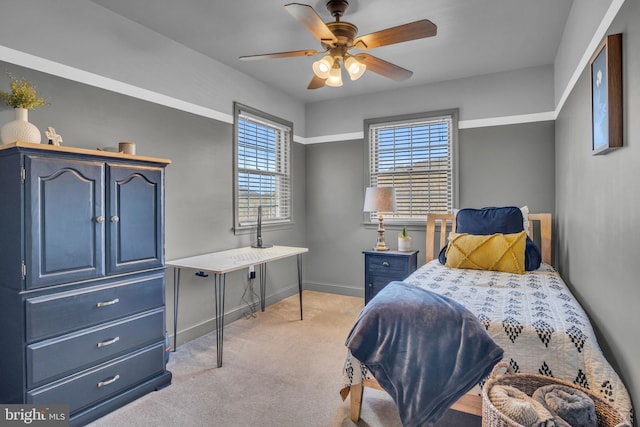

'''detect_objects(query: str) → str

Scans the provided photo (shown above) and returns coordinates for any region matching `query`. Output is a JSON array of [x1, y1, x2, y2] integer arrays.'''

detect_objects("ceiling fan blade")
[[357, 54, 413, 81], [307, 74, 327, 89], [239, 49, 321, 61], [354, 19, 437, 49], [284, 3, 338, 44]]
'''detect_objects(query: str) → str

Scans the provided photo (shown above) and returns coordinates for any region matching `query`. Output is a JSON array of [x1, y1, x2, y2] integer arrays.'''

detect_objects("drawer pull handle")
[[110, 215, 120, 223], [97, 336, 120, 348], [382, 261, 390, 267], [96, 298, 120, 308], [97, 374, 120, 388], [95, 215, 105, 224]]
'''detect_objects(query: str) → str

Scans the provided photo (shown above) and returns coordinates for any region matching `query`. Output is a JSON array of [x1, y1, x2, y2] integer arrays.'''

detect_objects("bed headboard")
[[425, 212, 552, 266]]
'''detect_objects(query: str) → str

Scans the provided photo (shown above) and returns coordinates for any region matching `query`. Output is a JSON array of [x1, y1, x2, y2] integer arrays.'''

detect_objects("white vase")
[[398, 236, 412, 251], [1, 108, 41, 144]]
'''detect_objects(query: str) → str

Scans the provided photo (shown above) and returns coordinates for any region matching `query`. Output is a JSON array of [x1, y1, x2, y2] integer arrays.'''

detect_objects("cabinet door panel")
[[26, 156, 105, 289], [107, 164, 163, 274]]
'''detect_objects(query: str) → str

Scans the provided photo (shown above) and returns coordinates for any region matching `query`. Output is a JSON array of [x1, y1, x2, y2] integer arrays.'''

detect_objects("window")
[[234, 103, 292, 230], [366, 110, 458, 223]]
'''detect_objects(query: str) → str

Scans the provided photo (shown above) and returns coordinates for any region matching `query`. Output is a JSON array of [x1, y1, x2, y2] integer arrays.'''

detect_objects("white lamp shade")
[[363, 187, 397, 212], [345, 56, 366, 80], [312, 55, 334, 79], [325, 64, 343, 87]]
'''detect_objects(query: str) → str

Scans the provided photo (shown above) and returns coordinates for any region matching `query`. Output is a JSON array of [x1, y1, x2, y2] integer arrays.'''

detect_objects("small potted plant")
[[0, 73, 49, 145], [398, 226, 412, 251]]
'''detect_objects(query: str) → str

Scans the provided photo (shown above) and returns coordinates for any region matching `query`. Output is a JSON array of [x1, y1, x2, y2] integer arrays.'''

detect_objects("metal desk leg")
[[297, 254, 303, 320], [213, 273, 226, 368], [172, 267, 181, 351], [259, 263, 267, 312]]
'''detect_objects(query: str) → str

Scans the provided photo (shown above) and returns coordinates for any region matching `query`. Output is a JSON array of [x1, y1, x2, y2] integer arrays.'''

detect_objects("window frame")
[[364, 109, 459, 225], [233, 102, 293, 233]]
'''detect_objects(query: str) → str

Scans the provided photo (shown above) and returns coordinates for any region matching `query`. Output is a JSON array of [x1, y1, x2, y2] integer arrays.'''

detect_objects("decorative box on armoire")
[[0, 142, 172, 426]]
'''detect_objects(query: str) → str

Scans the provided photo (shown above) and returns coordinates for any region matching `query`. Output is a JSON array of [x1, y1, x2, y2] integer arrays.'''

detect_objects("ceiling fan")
[[239, 1, 437, 89]]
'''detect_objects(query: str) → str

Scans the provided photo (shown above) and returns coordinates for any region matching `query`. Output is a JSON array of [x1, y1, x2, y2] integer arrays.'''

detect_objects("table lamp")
[[363, 186, 397, 251]]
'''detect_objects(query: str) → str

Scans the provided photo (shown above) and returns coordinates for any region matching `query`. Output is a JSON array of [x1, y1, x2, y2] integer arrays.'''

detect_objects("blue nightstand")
[[363, 250, 419, 304]]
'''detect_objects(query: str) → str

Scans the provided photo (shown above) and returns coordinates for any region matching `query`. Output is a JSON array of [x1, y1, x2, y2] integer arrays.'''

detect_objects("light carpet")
[[87, 290, 480, 427]]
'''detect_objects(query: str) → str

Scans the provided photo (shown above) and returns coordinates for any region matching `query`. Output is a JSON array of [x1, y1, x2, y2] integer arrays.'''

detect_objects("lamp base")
[[372, 243, 390, 251], [373, 218, 389, 251]]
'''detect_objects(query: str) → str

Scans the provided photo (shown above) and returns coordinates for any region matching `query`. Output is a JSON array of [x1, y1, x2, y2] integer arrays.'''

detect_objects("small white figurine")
[[45, 127, 63, 146]]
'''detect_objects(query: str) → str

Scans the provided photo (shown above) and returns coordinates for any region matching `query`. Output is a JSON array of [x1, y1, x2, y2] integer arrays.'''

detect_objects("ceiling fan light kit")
[[312, 55, 334, 79], [326, 62, 343, 87], [239, 1, 437, 90], [344, 55, 366, 80]]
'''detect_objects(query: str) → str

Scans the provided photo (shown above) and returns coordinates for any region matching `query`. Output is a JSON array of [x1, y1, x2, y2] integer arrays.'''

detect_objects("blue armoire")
[[0, 142, 172, 425]]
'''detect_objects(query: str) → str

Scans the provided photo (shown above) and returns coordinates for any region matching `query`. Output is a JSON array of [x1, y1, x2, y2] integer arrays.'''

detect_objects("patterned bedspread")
[[342, 261, 633, 421]]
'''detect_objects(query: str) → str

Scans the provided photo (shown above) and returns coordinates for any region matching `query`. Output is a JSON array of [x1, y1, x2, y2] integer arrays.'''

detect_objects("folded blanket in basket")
[[345, 281, 504, 427], [489, 385, 555, 427], [532, 384, 597, 427]]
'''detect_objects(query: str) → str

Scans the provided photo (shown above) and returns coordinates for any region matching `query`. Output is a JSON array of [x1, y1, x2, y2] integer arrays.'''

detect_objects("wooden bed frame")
[[348, 212, 553, 422]]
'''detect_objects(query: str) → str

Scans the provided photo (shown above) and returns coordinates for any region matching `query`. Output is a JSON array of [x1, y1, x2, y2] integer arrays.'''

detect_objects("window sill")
[[362, 222, 426, 231], [233, 221, 295, 235]]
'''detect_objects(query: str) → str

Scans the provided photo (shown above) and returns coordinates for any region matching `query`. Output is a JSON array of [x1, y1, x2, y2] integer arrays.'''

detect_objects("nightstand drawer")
[[26, 273, 165, 342], [28, 343, 166, 414], [27, 308, 165, 387], [367, 256, 408, 276]]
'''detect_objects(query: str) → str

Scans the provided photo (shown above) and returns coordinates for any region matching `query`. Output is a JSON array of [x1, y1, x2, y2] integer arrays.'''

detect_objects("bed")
[[341, 210, 633, 425]]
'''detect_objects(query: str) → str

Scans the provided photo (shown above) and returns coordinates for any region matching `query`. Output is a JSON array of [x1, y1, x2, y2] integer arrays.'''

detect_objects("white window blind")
[[235, 105, 291, 228], [368, 114, 455, 222]]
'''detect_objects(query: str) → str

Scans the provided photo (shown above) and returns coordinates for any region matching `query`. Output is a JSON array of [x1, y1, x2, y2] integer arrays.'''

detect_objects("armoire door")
[[25, 156, 105, 289], [107, 164, 164, 275]]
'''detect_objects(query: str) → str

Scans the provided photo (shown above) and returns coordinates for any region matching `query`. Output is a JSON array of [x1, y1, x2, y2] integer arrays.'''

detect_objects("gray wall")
[[459, 122, 555, 213], [0, 61, 307, 346], [555, 0, 640, 415], [554, 0, 619, 107], [0, 0, 306, 136], [305, 65, 554, 138], [304, 121, 556, 294], [0, 1, 560, 142]]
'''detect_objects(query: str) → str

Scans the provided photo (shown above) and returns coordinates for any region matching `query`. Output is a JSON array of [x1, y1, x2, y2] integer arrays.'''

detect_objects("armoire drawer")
[[27, 308, 165, 387], [26, 274, 165, 342], [27, 343, 166, 414]]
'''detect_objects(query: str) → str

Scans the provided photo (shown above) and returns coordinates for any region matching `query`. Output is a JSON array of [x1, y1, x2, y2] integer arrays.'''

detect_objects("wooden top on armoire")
[[0, 141, 171, 164]]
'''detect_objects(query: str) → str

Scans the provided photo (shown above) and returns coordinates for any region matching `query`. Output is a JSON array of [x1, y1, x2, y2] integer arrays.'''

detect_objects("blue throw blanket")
[[345, 281, 504, 427]]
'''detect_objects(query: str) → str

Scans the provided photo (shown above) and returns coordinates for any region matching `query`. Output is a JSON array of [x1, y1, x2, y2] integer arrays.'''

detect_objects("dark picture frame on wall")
[[589, 33, 622, 155]]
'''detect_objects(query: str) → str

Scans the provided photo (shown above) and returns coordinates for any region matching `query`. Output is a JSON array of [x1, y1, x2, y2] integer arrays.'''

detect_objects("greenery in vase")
[[0, 73, 49, 110], [399, 226, 409, 238]]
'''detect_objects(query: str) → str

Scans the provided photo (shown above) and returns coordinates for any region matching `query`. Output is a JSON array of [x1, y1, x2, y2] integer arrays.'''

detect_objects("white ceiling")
[[90, 0, 573, 104]]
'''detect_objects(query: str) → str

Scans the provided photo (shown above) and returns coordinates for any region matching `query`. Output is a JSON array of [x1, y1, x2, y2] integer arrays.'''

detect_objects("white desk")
[[167, 245, 308, 367]]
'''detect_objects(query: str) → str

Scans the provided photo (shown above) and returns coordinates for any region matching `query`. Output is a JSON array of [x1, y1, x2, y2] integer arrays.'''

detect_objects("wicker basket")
[[482, 362, 630, 427]]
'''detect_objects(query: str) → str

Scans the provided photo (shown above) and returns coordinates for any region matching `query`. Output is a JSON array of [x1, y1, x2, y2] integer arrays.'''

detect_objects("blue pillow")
[[456, 206, 524, 235], [524, 238, 541, 270], [438, 206, 541, 270]]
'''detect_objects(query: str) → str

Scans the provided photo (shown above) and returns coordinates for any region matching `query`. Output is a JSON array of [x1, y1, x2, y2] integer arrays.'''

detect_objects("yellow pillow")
[[445, 231, 526, 274]]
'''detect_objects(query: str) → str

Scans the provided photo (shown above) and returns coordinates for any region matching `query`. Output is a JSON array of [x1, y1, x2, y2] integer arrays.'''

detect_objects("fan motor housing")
[[324, 21, 358, 49]]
